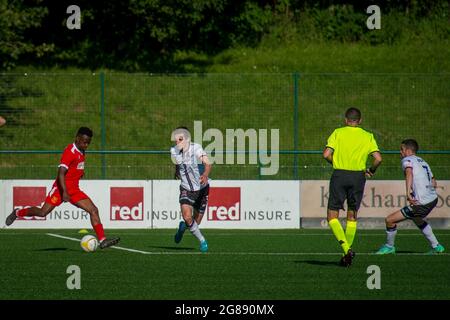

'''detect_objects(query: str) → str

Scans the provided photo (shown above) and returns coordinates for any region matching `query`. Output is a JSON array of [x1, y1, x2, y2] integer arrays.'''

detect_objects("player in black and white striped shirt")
[[376, 139, 445, 255], [171, 127, 211, 252]]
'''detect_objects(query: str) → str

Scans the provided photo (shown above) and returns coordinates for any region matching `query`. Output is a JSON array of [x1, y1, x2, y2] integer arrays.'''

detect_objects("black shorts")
[[328, 169, 366, 212], [179, 185, 210, 214], [401, 198, 438, 219]]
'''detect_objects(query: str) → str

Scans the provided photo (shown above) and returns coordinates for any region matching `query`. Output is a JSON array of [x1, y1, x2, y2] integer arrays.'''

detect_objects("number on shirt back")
[[422, 165, 431, 183]]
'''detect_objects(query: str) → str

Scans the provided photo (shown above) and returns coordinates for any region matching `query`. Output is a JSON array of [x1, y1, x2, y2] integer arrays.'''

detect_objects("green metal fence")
[[1, 73, 449, 180]]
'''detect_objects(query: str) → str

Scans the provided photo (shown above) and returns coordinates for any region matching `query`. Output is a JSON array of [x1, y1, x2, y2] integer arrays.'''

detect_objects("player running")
[[5, 127, 120, 249], [171, 127, 211, 252], [376, 139, 445, 255]]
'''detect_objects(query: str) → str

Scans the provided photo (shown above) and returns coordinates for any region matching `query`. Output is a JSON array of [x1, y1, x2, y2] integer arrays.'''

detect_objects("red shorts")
[[45, 182, 90, 206]]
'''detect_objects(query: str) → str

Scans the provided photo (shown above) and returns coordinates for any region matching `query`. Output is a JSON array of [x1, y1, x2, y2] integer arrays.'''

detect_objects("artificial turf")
[[1, 228, 449, 300]]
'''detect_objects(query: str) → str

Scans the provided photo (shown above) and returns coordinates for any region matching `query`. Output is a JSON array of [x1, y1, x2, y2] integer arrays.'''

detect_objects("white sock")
[[386, 227, 397, 247], [421, 223, 439, 248], [189, 220, 205, 243]]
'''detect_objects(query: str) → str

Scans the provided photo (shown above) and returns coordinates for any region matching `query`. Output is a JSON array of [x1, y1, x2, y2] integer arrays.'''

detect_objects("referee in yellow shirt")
[[323, 107, 382, 267]]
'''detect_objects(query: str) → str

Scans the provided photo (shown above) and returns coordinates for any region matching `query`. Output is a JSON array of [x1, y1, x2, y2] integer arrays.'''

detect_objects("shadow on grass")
[[148, 245, 195, 251], [294, 260, 341, 267], [35, 247, 72, 251]]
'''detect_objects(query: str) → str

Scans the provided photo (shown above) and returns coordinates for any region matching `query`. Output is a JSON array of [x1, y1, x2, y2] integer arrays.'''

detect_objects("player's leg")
[[19, 202, 55, 217], [6, 202, 55, 226], [174, 205, 189, 244], [194, 210, 204, 225], [180, 204, 194, 225], [411, 199, 444, 253], [193, 210, 208, 253], [182, 203, 207, 252], [192, 185, 209, 252], [328, 209, 351, 256], [345, 210, 357, 249], [74, 196, 120, 249], [5, 186, 62, 226], [376, 209, 405, 254], [327, 171, 351, 262], [345, 210, 357, 260], [194, 185, 209, 225], [345, 171, 365, 251], [175, 187, 194, 243], [413, 217, 443, 253]]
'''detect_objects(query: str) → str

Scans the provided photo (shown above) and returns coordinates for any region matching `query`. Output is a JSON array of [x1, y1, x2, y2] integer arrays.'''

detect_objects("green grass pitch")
[[0, 229, 449, 300]]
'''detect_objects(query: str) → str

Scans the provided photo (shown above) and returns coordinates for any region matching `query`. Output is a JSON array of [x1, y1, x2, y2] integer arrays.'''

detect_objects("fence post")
[[100, 72, 106, 179], [293, 72, 300, 180], [258, 152, 262, 180]]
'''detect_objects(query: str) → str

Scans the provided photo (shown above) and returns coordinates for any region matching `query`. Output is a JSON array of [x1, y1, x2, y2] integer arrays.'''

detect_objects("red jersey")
[[56, 143, 86, 186]]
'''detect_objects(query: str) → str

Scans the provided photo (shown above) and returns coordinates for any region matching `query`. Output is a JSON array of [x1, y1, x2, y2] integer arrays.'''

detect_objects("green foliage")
[[263, 1, 450, 46], [229, 1, 273, 46], [311, 5, 366, 42], [0, 0, 54, 70], [29, 0, 275, 71], [2, 1, 448, 71]]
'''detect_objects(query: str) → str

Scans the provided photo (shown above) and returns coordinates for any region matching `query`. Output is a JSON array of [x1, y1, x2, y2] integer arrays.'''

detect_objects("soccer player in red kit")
[[5, 127, 120, 249]]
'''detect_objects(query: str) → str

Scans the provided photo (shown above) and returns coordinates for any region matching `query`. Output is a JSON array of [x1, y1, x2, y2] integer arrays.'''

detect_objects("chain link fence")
[[1, 73, 449, 180]]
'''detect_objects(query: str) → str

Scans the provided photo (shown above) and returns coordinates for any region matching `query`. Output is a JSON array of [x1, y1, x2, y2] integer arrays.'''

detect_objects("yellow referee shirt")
[[326, 126, 379, 171]]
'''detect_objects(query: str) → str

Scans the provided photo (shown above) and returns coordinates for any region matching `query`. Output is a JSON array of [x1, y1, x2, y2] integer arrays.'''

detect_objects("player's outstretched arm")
[[0, 116, 6, 127]]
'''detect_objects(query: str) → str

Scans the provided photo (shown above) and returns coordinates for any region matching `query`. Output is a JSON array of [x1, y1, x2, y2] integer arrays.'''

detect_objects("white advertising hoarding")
[[300, 180, 450, 218], [151, 180, 300, 229], [1, 180, 300, 229], [2, 179, 447, 229], [0, 180, 151, 228]]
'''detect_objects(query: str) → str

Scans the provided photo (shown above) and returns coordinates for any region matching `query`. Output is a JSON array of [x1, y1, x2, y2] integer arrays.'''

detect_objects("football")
[[80, 235, 99, 252]]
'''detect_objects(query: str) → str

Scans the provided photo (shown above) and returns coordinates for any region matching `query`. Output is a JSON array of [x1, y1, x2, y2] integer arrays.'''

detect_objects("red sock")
[[93, 224, 106, 242], [16, 208, 29, 217]]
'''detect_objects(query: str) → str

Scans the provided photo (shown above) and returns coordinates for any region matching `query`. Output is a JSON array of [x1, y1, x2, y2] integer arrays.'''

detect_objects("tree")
[[0, 0, 54, 70]]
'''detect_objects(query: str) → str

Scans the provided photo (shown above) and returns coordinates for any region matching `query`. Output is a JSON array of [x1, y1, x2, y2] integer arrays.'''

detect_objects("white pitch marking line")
[[47, 233, 152, 255], [47, 233, 203, 255], [209, 252, 450, 256], [46, 233, 450, 256], [46, 232, 449, 237]]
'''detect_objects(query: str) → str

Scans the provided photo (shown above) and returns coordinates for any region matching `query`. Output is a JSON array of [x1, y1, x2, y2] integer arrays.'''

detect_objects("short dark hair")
[[345, 107, 361, 121], [401, 139, 419, 152], [77, 127, 93, 137]]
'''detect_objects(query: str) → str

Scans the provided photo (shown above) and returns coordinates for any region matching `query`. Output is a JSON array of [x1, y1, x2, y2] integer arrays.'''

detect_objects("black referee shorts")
[[328, 169, 366, 212]]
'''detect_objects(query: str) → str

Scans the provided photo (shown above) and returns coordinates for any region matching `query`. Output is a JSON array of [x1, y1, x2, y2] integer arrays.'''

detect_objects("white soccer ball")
[[80, 235, 99, 252]]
